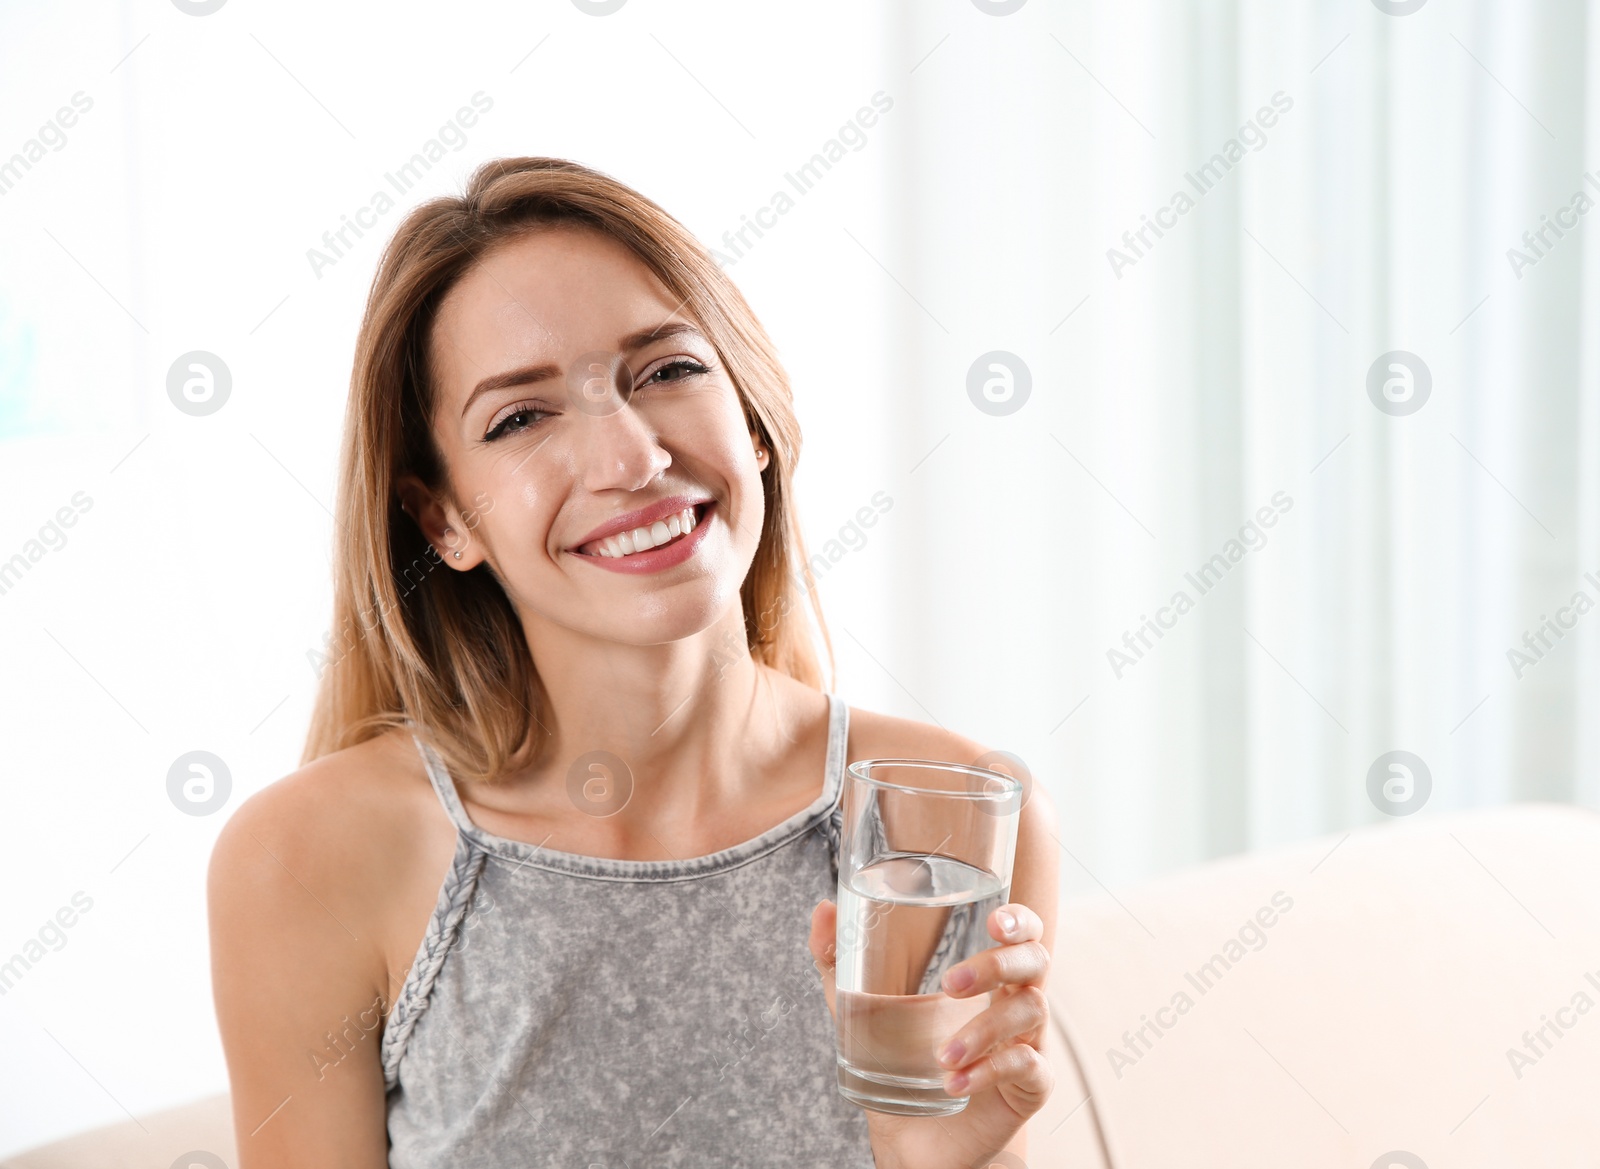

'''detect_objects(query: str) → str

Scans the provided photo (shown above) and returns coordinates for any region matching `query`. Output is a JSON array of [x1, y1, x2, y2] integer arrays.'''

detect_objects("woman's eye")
[[484, 362, 704, 442], [485, 406, 551, 442], [644, 359, 709, 386]]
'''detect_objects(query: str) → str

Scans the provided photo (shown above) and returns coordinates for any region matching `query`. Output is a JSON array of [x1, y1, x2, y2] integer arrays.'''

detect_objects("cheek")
[[461, 465, 560, 554], [510, 482, 561, 550], [655, 398, 751, 479]]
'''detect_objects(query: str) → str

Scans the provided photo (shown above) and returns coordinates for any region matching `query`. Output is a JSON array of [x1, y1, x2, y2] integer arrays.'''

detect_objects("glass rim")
[[845, 757, 1023, 800]]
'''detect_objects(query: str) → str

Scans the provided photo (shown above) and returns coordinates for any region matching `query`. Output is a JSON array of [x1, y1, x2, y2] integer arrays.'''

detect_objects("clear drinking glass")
[[833, 757, 1024, 1116]]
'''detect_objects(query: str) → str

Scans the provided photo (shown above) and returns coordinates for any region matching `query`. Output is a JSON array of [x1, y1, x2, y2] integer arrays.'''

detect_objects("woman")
[[208, 156, 1059, 1168]]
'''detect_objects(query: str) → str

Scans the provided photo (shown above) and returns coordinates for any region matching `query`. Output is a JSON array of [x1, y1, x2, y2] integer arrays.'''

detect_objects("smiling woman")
[[206, 157, 1057, 1169]]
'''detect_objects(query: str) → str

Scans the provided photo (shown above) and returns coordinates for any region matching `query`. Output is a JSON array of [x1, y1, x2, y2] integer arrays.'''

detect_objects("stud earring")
[[453, 551, 462, 560]]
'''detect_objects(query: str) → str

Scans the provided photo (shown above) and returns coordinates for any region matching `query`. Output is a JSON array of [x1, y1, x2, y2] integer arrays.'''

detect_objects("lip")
[[568, 493, 714, 552], [568, 500, 715, 575]]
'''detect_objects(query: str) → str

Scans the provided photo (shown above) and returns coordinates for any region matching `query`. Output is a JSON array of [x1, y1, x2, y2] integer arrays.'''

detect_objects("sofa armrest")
[[1, 1094, 234, 1169]]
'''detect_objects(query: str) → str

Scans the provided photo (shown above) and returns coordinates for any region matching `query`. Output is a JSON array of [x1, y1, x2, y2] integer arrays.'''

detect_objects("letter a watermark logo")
[[166, 351, 231, 416], [967, 350, 1031, 416], [1366, 350, 1430, 416]]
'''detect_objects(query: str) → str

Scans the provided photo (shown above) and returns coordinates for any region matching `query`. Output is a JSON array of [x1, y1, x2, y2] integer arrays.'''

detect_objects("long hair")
[[300, 157, 835, 784]]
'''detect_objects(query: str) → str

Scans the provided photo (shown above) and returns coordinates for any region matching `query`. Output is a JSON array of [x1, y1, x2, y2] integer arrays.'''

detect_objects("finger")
[[936, 984, 1049, 1071], [808, 899, 836, 969], [807, 899, 839, 1019], [942, 1037, 1054, 1107], [942, 936, 1050, 998], [988, 903, 1044, 945]]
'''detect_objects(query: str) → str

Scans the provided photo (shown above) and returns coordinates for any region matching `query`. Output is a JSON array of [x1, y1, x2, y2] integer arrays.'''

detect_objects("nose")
[[574, 397, 671, 493]]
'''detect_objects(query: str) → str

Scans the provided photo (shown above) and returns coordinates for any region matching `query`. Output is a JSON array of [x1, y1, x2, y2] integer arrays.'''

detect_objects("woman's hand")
[[809, 898, 1054, 1169]]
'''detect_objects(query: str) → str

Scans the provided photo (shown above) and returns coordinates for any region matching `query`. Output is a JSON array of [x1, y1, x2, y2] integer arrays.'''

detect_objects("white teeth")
[[593, 507, 700, 558]]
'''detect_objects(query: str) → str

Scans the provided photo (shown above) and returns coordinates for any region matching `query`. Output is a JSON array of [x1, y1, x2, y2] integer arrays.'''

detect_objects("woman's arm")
[[994, 776, 1060, 1160], [207, 767, 395, 1169]]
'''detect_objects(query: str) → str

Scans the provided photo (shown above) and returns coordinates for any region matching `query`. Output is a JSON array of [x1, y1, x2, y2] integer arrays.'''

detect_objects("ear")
[[395, 472, 483, 570]]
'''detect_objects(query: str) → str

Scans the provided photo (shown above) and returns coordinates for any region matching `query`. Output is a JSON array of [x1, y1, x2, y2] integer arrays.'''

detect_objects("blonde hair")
[[301, 157, 835, 784]]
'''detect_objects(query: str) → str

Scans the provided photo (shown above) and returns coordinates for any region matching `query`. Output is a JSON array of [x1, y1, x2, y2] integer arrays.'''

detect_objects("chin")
[[599, 576, 737, 639]]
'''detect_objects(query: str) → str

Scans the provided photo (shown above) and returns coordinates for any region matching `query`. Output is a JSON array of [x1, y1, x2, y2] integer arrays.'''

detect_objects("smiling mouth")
[[575, 502, 711, 559]]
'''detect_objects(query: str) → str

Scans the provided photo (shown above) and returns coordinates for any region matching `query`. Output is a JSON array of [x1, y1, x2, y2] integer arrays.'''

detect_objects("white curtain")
[[827, 0, 1600, 891]]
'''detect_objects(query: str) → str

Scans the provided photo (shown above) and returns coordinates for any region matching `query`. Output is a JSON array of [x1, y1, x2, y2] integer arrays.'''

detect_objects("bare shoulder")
[[207, 725, 456, 991], [216, 722, 438, 844], [210, 726, 443, 890], [207, 726, 456, 1165], [846, 704, 991, 770], [844, 705, 1058, 824]]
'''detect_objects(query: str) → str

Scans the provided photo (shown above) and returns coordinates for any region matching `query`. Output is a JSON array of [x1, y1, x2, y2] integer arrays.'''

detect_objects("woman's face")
[[398, 224, 766, 647]]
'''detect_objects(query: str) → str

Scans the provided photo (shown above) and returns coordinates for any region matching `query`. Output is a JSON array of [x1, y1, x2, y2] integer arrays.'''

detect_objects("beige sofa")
[[8, 803, 1597, 1168]]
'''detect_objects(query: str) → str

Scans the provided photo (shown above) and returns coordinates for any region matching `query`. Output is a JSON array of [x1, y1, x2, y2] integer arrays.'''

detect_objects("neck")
[[508, 609, 800, 813]]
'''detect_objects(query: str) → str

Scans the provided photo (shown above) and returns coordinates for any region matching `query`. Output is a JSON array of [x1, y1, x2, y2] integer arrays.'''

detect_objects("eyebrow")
[[459, 321, 709, 419]]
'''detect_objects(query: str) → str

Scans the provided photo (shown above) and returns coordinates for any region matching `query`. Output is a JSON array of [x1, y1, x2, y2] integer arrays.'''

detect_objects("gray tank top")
[[382, 692, 876, 1168]]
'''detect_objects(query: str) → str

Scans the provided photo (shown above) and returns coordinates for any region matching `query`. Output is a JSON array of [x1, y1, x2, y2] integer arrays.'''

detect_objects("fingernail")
[[946, 1069, 969, 1093], [997, 909, 1017, 935], [938, 1038, 965, 1066], [944, 966, 975, 992]]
